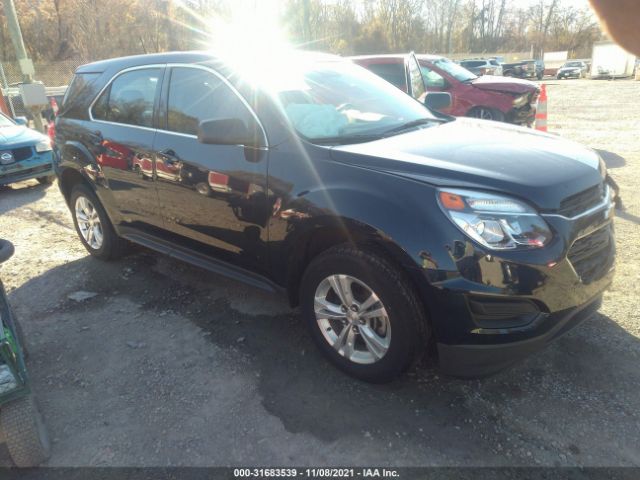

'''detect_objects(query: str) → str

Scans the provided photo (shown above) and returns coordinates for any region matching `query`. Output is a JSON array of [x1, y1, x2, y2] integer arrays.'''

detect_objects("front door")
[[89, 67, 164, 232], [152, 65, 270, 274]]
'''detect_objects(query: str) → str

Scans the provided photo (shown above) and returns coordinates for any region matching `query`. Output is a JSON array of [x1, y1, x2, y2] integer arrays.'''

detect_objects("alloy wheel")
[[75, 196, 104, 250], [314, 274, 391, 364]]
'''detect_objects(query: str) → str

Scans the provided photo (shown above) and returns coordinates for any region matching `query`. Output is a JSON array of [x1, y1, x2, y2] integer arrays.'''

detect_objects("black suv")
[[54, 51, 615, 382]]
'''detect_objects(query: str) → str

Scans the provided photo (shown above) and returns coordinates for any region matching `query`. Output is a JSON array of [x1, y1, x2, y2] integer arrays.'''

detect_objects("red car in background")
[[351, 53, 539, 126]]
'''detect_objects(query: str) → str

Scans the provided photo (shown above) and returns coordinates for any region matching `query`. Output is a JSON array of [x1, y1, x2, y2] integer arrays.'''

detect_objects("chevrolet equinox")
[[54, 51, 615, 382]]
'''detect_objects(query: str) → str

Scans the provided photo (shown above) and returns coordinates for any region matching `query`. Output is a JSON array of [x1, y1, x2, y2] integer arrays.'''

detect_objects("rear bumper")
[[437, 295, 602, 377], [0, 152, 53, 185]]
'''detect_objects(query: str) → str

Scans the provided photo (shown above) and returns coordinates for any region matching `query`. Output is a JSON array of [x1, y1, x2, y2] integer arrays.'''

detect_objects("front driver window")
[[166, 67, 252, 136], [420, 66, 447, 88]]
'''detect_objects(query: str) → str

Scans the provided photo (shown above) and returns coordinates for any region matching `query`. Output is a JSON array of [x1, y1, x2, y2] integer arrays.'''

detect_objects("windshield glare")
[[430, 58, 477, 82], [564, 62, 582, 67], [0, 113, 15, 127], [272, 60, 436, 143]]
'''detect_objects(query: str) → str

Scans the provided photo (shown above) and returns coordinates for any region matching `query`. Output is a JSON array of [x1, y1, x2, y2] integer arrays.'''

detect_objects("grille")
[[558, 183, 604, 218], [568, 225, 613, 284], [12, 147, 33, 162]]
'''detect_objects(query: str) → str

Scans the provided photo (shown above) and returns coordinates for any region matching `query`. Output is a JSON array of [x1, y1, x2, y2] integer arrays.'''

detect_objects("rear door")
[[89, 66, 165, 232], [152, 65, 270, 274]]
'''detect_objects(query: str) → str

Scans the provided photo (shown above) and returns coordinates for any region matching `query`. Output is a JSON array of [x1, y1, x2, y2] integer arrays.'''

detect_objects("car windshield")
[[430, 58, 477, 82], [268, 59, 438, 144], [565, 62, 582, 67], [0, 113, 15, 128]]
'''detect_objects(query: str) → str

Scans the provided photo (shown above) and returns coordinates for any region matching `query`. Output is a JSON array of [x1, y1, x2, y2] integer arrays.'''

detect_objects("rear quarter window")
[[60, 73, 101, 120]]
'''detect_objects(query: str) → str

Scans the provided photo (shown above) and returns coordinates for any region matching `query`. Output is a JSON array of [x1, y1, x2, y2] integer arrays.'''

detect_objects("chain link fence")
[[1, 59, 84, 123]]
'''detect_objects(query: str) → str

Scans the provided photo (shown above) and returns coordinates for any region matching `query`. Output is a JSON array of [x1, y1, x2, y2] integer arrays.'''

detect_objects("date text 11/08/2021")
[[233, 468, 400, 478]]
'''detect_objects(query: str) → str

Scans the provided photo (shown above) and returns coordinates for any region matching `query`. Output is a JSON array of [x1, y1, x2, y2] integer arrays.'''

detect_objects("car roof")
[[349, 54, 409, 61], [76, 50, 341, 74]]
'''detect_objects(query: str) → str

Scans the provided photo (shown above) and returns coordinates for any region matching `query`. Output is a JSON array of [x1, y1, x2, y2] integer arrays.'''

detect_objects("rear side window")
[[60, 73, 100, 120], [92, 68, 161, 127], [365, 63, 408, 92], [166, 67, 252, 136]]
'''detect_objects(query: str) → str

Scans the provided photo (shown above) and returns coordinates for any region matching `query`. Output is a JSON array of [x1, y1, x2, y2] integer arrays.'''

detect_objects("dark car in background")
[[55, 51, 614, 382], [503, 59, 545, 79], [459, 58, 503, 76], [353, 53, 539, 125], [557, 61, 589, 79]]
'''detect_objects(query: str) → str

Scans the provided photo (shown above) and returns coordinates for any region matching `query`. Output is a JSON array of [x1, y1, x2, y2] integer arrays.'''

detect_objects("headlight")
[[512, 94, 529, 108], [438, 189, 552, 250], [35, 139, 52, 153]]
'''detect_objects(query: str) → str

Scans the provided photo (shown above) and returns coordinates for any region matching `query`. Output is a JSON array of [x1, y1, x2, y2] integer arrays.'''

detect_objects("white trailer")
[[590, 41, 636, 78]]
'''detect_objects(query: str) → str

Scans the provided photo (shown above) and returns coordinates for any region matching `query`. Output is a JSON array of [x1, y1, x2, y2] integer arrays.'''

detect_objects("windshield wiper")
[[312, 134, 383, 145], [381, 118, 435, 137]]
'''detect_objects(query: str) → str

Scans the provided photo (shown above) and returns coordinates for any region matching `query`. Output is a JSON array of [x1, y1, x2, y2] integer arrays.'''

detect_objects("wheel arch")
[[57, 141, 99, 204], [284, 214, 428, 310], [58, 166, 93, 206]]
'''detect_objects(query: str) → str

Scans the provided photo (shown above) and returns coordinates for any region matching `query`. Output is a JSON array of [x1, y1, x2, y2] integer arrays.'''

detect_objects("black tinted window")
[[461, 61, 485, 68], [166, 67, 252, 136], [365, 63, 408, 92], [61, 73, 100, 119], [92, 68, 160, 127]]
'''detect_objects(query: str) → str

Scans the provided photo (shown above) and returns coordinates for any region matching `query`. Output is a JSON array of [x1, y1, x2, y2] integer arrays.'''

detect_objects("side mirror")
[[13, 116, 28, 126], [197, 118, 257, 147], [424, 92, 451, 112]]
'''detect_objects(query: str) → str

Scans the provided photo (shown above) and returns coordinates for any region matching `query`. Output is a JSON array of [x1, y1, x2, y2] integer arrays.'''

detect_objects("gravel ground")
[[0, 78, 639, 467]]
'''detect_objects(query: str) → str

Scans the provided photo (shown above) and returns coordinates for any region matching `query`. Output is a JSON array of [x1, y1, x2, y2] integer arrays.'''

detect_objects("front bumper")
[[418, 185, 615, 377], [0, 151, 54, 185], [507, 104, 536, 126], [437, 294, 603, 377], [558, 71, 581, 78]]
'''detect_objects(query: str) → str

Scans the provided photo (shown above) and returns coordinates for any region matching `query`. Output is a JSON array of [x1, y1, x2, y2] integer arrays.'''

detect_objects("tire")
[[1, 395, 50, 467], [37, 175, 55, 185], [467, 107, 505, 122], [69, 184, 127, 260], [300, 244, 428, 383]]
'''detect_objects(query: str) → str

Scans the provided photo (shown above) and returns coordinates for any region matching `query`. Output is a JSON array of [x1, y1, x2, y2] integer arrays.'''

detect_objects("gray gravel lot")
[[0, 78, 639, 467]]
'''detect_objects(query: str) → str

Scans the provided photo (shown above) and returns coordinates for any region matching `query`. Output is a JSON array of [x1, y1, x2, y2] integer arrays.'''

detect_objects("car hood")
[[470, 75, 538, 94], [329, 118, 603, 211], [0, 125, 45, 148]]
